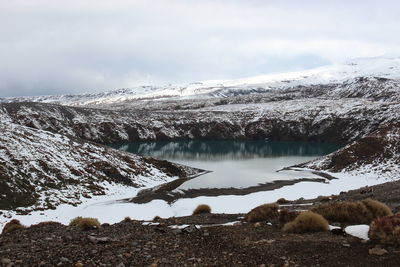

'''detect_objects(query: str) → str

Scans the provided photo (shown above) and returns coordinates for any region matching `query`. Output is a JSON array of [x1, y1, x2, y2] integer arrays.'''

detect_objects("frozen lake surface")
[[114, 140, 342, 189]]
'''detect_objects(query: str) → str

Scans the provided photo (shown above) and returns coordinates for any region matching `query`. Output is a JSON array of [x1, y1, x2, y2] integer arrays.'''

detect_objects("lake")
[[13, 140, 381, 227], [113, 140, 341, 190]]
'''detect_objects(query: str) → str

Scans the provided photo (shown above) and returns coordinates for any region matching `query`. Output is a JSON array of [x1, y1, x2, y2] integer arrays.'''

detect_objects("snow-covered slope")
[[300, 121, 400, 180], [0, 109, 198, 212], [1, 56, 400, 105], [1, 97, 399, 145]]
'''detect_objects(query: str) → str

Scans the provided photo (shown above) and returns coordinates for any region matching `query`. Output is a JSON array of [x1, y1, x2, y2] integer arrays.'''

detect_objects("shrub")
[[283, 211, 329, 233], [123, 217, 131, 222], [277, 198, 289, 204], [311, 199, 392, 224], [311, 201, 370, 224], [192, 204, 211, 215], [361, 199, 393, 218], [244, 203, 279, 223], [153, 216, 161, 221], [279, 208, 299, 225], [2, 219, 25, 234], [369, 214, 400, 245], [69, 216, 101, 230]]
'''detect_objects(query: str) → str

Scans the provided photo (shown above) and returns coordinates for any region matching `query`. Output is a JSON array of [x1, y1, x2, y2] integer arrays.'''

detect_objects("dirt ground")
[[0, 215, 399, 267], [1, 181, 400, 267]]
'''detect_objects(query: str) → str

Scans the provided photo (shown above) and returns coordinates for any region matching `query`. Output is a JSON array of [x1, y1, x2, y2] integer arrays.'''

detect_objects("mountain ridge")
[[1, 56, 400, 105]]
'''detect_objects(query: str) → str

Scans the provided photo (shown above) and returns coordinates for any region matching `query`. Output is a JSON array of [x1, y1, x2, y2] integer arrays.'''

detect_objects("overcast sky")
[[1, 0, 400, 97]]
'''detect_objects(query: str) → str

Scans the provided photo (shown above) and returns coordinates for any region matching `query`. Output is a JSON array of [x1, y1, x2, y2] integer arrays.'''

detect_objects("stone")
[[1, 258, 11, 265], [88, 235, 116, 244], [255, 239, 275, 244], [369, 247, 388, 256], [59, 257, 70, 263], [171, 229, 182, 234], [331, 228, 346, 235], [183, 225, 198, 233]]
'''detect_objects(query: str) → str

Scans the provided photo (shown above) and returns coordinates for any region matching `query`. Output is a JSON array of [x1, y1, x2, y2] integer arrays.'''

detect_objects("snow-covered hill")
[[300, 121, 400, 180], [1, 96, 399, 146], [1, 56, 400, 105], [0, 109, 199, 212]]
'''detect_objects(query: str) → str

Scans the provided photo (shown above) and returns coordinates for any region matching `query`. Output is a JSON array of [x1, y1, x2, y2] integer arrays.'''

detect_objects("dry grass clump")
[[245, 203, 279, 223], [69, 216, 101, 230], [279, 208, 300, 225], [193, 204, 211, 215], [2, 219, 25, 234], [369, 213, 400, 245], [276, 198, 289, 204], [311, 199, 392, 224], [361, 199, 393, 219], [283, 211, 329, 233]]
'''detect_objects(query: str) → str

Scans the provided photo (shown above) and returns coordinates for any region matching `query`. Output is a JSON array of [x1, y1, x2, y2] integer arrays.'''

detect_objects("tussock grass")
[[361, 199, 393, 219], [69, 216, 101, 230], [2, 219, 25, 234], [283, 211, 329, 233], [193, 204, 211, 215], [369, 213, 400, 245], [279, 208, 300, 225], [245, 203, 279, 223], [276, 198, 289, 204], [311, 199, 392, 224]]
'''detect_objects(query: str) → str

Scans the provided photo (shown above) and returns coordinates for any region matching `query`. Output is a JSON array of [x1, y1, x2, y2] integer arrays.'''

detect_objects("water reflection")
[[113, 140, 341, 161], [114, 140, 342, 189]]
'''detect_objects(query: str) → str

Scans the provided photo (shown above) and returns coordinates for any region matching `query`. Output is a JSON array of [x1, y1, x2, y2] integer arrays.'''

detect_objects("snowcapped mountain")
[[1, 56, 400, 106]]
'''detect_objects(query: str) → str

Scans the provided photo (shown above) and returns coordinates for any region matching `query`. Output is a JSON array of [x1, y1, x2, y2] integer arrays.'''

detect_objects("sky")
[[1, 0, 400, 97]]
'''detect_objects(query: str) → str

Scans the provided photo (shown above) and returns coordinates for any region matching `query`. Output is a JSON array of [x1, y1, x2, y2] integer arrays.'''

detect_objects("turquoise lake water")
[[113, 140, 341, 189]]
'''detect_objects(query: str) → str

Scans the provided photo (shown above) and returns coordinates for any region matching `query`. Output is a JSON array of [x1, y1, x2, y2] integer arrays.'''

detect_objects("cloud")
[[1, 0, 400, 96]]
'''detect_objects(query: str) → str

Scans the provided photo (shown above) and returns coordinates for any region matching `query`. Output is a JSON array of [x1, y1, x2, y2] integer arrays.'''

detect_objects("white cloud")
[[0, 0, 400, 96]]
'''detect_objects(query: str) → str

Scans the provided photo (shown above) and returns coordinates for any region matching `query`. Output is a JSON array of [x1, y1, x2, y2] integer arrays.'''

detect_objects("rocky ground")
[[0, 210, 399, 267], [1, 180, 400, 267]]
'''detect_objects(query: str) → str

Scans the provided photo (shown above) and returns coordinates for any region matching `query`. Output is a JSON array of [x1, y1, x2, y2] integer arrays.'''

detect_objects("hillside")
[[0, 110, 199, 213], [1, 96, 399, 146], [300, 121, 400, 179]]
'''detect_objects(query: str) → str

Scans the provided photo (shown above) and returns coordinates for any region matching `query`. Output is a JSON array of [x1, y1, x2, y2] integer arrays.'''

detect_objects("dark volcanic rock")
[[0, 214, 399, 266]]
